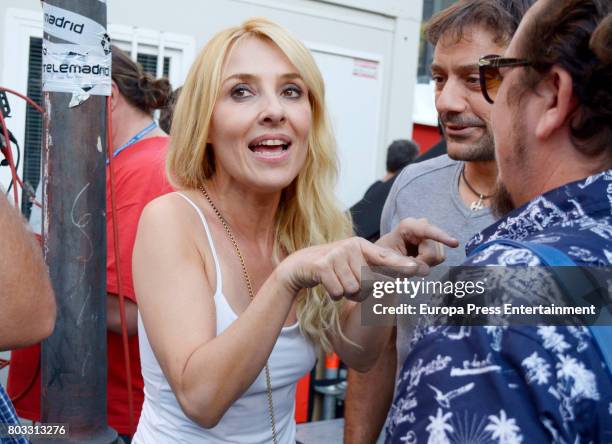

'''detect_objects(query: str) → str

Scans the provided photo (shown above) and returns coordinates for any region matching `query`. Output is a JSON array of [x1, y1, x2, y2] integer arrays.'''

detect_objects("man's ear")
[[110, 81, 119, 111], [534, 66, 577, 140]]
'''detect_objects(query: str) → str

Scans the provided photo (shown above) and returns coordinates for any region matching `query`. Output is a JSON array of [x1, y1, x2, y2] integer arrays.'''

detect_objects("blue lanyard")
[[107, 121, 157, 164]]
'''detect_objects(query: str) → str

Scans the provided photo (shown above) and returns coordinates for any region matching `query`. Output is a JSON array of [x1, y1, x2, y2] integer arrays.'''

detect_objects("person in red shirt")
[[7, 46, 173, 443]]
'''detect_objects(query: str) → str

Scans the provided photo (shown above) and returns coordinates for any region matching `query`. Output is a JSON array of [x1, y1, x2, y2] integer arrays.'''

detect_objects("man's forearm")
[[0, 194, 55, 350], [106, 293, 138, 336], [344, 329, 397, 444], [333, 301, 393, 373]]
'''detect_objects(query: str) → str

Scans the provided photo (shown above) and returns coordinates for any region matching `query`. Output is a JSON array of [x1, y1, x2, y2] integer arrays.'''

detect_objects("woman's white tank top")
[[133, 192, 316, 443]]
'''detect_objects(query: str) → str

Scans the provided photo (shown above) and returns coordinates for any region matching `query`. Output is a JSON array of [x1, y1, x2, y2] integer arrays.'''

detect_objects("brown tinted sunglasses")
[[478, 54, 532, 103]]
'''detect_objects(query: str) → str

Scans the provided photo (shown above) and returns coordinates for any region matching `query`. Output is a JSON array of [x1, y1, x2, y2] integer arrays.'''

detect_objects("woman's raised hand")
[[275, 233, 438, 302], [276, 219, 458, 301], [377, 217, 459, 267]]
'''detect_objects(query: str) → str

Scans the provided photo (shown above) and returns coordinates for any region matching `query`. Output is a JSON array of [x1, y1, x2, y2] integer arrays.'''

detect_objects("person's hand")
[[377, 218, 459, 267], [276, 237, 429, 302]]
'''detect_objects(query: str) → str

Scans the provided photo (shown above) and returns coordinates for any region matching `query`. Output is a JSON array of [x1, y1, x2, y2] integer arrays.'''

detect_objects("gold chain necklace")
[[199, 184, 278, 444]]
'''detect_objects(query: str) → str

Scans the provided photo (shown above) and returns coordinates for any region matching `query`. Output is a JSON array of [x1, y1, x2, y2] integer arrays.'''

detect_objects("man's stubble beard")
[[491, 179, 515, 218], [491, 105, 528, 218], [445, 123, 496, 163]]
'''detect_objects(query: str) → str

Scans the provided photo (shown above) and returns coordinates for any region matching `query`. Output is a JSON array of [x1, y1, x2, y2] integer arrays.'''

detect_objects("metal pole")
[[40, 0, 117, 442]]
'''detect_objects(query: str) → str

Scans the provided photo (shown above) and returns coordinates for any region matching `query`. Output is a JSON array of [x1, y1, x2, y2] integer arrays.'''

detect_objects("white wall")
[[413, 81, 437, 126], [0, 0, 423, 208]]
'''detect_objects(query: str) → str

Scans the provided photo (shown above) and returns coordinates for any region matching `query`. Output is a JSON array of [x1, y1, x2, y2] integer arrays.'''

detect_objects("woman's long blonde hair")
[[167, 18, 353, 351]]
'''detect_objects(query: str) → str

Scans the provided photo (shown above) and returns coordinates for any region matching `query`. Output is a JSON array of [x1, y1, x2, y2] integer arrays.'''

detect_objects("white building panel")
[[0, 0, 422, 209]]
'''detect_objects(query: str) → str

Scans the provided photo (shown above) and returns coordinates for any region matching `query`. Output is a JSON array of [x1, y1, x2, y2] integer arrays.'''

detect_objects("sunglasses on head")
[[478, 54, 532, 104]]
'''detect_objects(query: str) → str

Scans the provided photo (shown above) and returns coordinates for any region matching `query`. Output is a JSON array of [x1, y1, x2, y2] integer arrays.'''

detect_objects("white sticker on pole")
[[42, 3, 111, 100], [43, 3, 108, 50], [43, 41, 111, 96]]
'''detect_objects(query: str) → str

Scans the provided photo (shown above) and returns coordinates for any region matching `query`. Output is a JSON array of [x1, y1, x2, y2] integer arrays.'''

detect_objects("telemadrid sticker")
[[42, 3, 111, 100]]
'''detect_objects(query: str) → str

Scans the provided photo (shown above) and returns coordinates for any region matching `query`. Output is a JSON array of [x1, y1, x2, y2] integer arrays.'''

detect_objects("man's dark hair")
[[386, 139, 420, 173], [518, 0, 611, 157], [426, 0, 535, 46]]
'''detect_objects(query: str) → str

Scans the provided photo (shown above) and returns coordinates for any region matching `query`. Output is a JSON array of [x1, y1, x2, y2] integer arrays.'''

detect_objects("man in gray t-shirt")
[[344, 153, 496, 444], [343, 1, 535, 442], [381, 154, 494, 366]]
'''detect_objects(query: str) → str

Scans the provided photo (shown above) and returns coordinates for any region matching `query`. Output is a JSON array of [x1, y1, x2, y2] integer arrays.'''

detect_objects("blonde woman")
[[132, 18, 457, 443]]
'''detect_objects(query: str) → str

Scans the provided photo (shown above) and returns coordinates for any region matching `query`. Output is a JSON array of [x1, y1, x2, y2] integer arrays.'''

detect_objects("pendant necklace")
[[461, 165, 493, 211]]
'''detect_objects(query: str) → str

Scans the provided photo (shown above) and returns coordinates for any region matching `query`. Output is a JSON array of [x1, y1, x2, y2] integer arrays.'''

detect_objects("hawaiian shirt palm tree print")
[[386, 171, 612, 444]]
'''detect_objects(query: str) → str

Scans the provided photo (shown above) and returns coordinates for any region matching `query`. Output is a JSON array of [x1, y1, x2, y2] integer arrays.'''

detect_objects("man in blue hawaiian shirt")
[[0, 386, 27, 444], [386, 0, 612, 442]]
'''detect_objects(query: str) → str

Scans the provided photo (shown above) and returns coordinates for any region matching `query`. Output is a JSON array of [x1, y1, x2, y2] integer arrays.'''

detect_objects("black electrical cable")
[[5, 137, 20, 196], [3, 136, 40, 208], [0, 88, 42, 208]]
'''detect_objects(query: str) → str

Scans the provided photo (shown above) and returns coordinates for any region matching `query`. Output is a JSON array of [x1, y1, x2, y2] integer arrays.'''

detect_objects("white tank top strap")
[[175, 192, 222, 295]]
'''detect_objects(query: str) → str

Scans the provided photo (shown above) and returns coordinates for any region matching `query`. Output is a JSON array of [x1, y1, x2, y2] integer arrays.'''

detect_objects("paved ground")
[[296, 418, 385, 444]]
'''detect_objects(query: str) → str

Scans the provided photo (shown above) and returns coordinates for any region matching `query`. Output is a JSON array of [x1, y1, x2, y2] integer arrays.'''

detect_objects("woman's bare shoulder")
[[143, 190, 193, 213], [138, 191, 209, 248], [141, 191, 202, 225], [137, 190, 214, 272]]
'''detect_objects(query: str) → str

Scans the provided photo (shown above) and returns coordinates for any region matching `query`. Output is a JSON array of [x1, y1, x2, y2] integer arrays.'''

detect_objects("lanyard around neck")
[[107, 121, 157, 164]]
